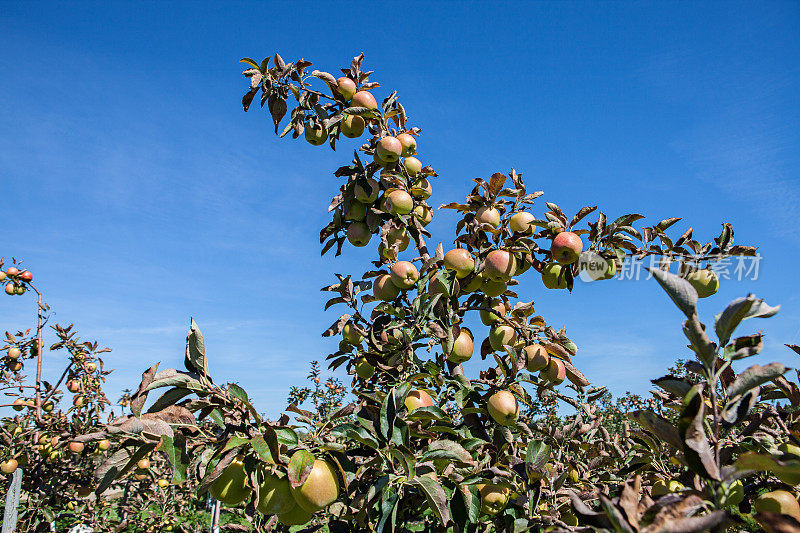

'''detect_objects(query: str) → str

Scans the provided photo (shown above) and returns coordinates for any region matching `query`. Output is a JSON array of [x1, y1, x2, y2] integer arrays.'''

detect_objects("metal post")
[[2, 468, 22, 533], [211, 499, 221, 533]]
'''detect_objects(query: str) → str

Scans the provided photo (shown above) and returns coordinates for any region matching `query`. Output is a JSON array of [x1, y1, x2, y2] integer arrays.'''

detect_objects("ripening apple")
[[413, 204, 432, 226], [67, 380, 81, 393], [210, 455, 252, 506], [42, 401, 54, 412], [340, 114, 365, 138], [444, 249, 474, 279], [73, 395, 85, 407], [541, 263, 567, 290], [85, 362, 97, 373], [480, 299, 506, 326], [373, 274, 400, 301], [390, 261, 419, 289], [290, 459, 340, 512], [346, 222, 371, 247], [355, 357, 375, 379], [487, 390, 519, 426], [157, 478, 170, 489], [344, 201, 367, 222], [404, 157, 422, 177], [336, 77, 357, 101], [342, 322, 363, 345], [137, 458, 151, 470], [410, 178, 431, 199], [376, 136, 403, 163], [1, 459, 18, 475], [489, 325, 516, 352], [686, 270, 719, 298], [651, 479, 684, 497], [97, 439, 111, 451], [277, 504, 313, 526], [0, 271, 5, 281], [478, 483, 510, 515], [19, 271, 32, 282], [7, 360, 22, 372], [448, 329, 474, 364], [354, 177, 379, 203], [524, 344, 550, 372], [68, 441, 85, 454], [386, 227, 410, 251], [476, 206, 500, 228], [257, 469, 295, 515], [14, 285, 25, 296], [7, 347, 20, 359], [509, 212, 535, 234], [405, 389, 433, 411], [542, 358, 566, 385], [5, 283, 15, 296], [481, 278, 507, 297], [754, 490, 800, 521], [5, 267, 19, 277], [484, 250, 516, 282], [304, 122, 328, 146], [12, 398, 26, 411], [396, 133, 417, 156], [352, 90, 378, 113], [551, 232, 583, 265], [384, 189, 414, 215]]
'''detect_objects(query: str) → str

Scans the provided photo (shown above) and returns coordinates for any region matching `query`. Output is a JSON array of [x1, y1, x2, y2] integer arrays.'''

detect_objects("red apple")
[[390, 261, 419, 289], [444, 249, 475, 279], [542, 358, 566, 385], [5, 283, 16, 295], [376, 137, 403, 163], [19, 271, 32, 282], [352, 91, 378, 112], [336, 77, 356, 101], [524, 344, 550, 372], [5, 267, 19, 277], [396, 133, 417, 156], [484, 250, 516, 282], [551, 232, 583, 265], [405, 390, 433, 411]]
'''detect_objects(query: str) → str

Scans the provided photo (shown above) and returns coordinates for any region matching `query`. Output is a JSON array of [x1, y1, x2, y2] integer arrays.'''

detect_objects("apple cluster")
[[1, 266, 32, 296]]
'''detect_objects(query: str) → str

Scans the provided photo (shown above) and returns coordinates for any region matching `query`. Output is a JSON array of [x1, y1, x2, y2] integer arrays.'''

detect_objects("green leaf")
[[647, 267, 698, 319], [525, 440, 551, 480], [735, 452, 800, 485], [728, 363, 786, 398], [287, 450, 315, 489], [160, 433, 189, 484], [185, 319, 210, 382], [715, 295, 780, 346], [678, 385, 719, 480], [412, 475, 451, 525]]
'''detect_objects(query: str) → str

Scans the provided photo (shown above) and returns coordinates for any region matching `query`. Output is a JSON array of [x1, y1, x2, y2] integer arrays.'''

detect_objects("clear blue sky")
[[1, 1, 798, 417]]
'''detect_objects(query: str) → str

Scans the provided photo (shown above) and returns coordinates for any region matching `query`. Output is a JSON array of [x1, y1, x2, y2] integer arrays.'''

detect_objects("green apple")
[[346, 222, 371, 247], [342, 322, 363, 345], [384, 189, 414, 215], [404, 157, 423, 178], [257, 469, 295, 515], [354, 177, 379, 203], [476, 206, 500, 228], [651, 479, 684, 497], [413, 204, 432, 226], [290, 459, 340, 512], [448, 329, 473, 363], [754, 490, 800, 520], [340, 114, 365, 138], [686, 270, 719, 298], [373, 274, 400, 301], [509, 212, 535, 234], [210, 455, 252, 506], [479, 299, 506, 325], [304, 122, 328, 146], [355, 358, 375, 379], [344, 201, 367, 222], [541, 263, 567, 289], [277, 503, 313, 525], [487, 390, 518, 426], [478, 483, 510, 515], [489, 325, 516, 352], [481, 278, 507, 297]]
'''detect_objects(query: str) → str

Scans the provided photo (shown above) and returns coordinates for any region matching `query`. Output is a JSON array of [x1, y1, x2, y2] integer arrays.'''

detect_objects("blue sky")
[[1, 1, 798, 418]]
